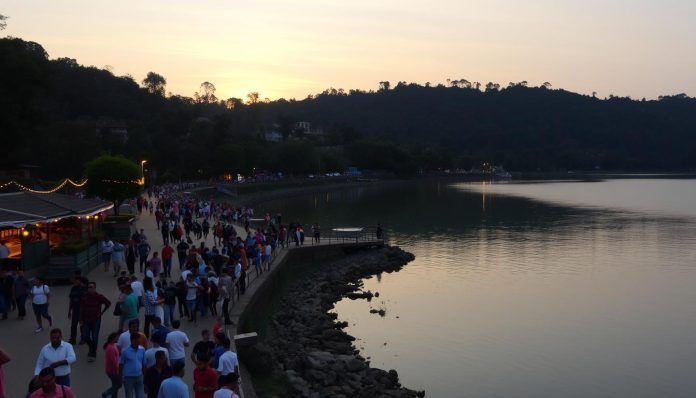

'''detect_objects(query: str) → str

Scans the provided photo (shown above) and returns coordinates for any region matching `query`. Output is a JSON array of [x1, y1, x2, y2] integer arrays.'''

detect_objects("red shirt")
[[193, 366, 218, 398], [104, 343, 120, 375], [162, 245, 174, 261], [80, 292, 112, 323]]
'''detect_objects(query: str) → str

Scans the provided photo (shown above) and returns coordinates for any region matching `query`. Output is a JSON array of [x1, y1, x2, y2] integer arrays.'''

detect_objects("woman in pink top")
[[102, 332, 122, 398]]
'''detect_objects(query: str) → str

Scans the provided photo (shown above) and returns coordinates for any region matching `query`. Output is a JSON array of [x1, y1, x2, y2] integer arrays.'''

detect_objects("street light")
[[140, 160, 147, 186]]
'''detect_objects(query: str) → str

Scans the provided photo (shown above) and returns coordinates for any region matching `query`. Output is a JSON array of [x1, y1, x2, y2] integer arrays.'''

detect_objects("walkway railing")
[[228, 226, 384, 305]]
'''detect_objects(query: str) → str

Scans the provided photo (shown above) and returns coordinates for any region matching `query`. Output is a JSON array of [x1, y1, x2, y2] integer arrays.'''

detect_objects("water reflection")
[[262, 179, 696, 397]]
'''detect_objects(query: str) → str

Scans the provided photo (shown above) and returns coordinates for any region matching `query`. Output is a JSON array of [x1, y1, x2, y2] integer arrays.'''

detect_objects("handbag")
[[113, 302, 122, 316]]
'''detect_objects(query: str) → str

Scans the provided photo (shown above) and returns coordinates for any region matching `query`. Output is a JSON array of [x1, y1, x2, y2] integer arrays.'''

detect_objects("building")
[[0, 192, 113, 275]]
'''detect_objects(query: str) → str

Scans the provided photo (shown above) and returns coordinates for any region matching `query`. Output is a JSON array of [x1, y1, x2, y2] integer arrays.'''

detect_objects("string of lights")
[[1, 176, 142, 193]]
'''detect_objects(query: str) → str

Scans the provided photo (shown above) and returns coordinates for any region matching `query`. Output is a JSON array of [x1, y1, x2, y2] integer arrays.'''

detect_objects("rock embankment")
[[242, 246, 423, 398]]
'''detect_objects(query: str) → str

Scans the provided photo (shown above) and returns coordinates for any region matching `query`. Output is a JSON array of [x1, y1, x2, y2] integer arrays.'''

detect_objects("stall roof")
[[0, 192, 113, 228]]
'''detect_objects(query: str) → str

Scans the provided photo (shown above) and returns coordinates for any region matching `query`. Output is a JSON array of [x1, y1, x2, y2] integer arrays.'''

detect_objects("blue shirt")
[[157, 375, 189, 398], [153, 325, 171, 346], [212, 345, 225, 368], [120, 345, 146, 377]]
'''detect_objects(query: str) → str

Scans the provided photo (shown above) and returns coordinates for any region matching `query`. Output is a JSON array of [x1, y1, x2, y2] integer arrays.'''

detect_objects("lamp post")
[[140, 160, 147, 186]]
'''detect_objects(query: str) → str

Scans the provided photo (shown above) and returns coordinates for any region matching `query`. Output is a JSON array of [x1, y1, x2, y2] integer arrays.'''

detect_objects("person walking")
[[118, 319, 149, 353], [215, 338, 238, 385], [162, 243, 174, 278], [144, 333, 170, 369], [176, 240, 190, 270], [120, 333, 146, 398], [102, 332, 122, 398], [30, 367, 76, 398], [185, 274, 199, 323], [79, 281, 111, 361], [138, 239, 151, 274], [34, 328, 76, 387], [218, 269, 233, 325], [193, 353, 217, 398], [126, 240, 138, 276], [143, 277, 163, 338], [144, 351, 171, 398], [30, 277, 52, 333], [213, 373, 240, 398], [121, 284, 140, 328], [149, 252, 162, 278], [163, 281, 177, 327], [112, 240, 126, 276], [165, 320, 190, 366], [12, 269, 30, 320], [67, 274, 87, 345], [102, 236, 115, 272], [157, 361, 188, 398]]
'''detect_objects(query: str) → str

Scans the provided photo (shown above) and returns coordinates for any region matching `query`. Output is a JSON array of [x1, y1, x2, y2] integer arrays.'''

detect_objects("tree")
[[277, 114, 296, 141], [246, 91, 260, 105], [541, 82, 552, 89], [378, 81, 391, 91], [485, 82, 500, 92], [142, 72, 167, 96], [0, 14, 8, 30], [224, 97, 243, 109], [85, 155, 142, 215], [195, 81, 217, 103]]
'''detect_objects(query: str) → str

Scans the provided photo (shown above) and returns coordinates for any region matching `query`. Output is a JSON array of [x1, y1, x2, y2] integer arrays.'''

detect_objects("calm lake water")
[[260, 178, 696, 398]]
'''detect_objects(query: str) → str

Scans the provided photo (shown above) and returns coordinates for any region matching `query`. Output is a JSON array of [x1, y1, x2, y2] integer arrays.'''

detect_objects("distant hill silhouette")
[[2, 37, 695, 180]]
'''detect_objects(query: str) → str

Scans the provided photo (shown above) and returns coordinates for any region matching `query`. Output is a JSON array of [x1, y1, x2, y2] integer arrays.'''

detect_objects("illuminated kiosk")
[[0, 192, 113, 279]]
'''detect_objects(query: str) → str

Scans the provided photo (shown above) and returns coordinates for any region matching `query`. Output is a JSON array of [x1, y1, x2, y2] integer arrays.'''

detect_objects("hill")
[[2, 37, 696, 180]]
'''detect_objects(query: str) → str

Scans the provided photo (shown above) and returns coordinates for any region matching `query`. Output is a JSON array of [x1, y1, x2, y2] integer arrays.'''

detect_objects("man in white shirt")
[[144, 332, 170, 368], [165, 319, 190, 366], [214, 373, 240, 398], [101, 236, 115, 272], [117, 319, 147, 352], [130, 275, 144, 306], [216, 338, 239, 378], [34, 328, 77, 387]]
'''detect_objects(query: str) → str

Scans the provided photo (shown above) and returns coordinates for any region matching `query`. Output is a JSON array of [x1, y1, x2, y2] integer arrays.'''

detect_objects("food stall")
[[0, 192, 113, 275]]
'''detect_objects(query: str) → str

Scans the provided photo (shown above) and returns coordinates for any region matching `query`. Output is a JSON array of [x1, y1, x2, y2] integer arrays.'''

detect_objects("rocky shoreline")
[[239, 246, 424, 398]]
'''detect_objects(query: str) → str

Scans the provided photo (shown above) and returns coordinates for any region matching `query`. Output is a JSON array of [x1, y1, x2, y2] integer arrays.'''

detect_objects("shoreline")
[[239, 245, 423, 398]]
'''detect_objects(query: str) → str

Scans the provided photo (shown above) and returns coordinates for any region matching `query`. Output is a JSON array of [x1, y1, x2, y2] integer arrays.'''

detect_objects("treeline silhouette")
[[2, 37, 696, 181]]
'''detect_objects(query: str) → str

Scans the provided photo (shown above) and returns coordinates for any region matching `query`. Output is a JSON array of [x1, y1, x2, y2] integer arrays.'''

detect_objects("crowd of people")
[[0, 182, 361, 398]]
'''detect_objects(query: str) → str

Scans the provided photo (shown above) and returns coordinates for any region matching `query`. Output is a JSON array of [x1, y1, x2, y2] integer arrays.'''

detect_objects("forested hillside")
[[2, 37, 696, 180]]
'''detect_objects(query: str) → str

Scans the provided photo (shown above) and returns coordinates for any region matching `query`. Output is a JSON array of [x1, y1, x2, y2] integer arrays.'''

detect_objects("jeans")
[[69, 306, 81, 344], [143, 314, 155, 338], [164, 303, 176, 327], [163, 259, 172, 277], [102, 373, 122, 398], [15, 293, 27, 317], [222, 298, 231, 323], [187, 299, 197, 321], [123, 374, 145, 398], [83, 319, 102, 357]]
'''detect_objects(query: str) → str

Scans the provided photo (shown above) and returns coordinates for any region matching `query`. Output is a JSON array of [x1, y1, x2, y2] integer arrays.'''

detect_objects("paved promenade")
[[0, 194, 382, 397], [0, 202, 246, 398]]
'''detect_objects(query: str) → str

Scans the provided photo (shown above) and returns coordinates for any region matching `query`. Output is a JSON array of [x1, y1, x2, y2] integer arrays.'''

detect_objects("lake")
[[259, 178, 696, 397]]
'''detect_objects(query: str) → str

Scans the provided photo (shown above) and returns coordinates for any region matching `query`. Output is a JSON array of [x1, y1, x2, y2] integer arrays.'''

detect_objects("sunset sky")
[[3, 0, 695, 100]]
